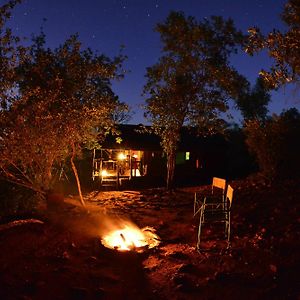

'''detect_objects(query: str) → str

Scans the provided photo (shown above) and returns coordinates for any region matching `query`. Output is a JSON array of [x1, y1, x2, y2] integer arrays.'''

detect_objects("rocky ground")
[[0, 178, 299, 299]]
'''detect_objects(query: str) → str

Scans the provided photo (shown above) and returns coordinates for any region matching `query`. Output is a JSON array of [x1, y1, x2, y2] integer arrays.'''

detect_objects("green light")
[[185, 152, 190, 160]]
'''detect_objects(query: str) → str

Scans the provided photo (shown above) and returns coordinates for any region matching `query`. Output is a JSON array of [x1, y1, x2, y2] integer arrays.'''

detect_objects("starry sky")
[[5, 0, 300, 124]]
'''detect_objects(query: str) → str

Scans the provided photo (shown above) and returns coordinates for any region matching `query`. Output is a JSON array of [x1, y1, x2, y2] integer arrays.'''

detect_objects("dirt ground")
[[0, 178, 299, 300]]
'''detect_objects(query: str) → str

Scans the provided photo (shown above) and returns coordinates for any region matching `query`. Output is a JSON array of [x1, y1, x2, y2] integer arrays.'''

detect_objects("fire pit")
[[101, 222, 160, 252]]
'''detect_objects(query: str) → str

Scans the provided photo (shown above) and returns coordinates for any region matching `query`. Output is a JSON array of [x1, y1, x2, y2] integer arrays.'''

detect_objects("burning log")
[[120, 233, 126, 242], [101, 221, 160, 252]]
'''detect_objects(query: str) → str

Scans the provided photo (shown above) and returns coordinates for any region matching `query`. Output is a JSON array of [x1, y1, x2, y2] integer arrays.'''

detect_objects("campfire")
[[101, 221, 160, 252]]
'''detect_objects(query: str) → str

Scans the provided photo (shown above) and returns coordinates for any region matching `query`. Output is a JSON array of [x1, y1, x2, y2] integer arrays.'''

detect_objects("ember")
[[101, 223, 160, 251]]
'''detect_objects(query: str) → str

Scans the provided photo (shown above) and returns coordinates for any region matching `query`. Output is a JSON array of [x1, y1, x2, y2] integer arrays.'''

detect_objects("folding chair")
[[194, 177, 226, 216], [196, 184, 234, 250]]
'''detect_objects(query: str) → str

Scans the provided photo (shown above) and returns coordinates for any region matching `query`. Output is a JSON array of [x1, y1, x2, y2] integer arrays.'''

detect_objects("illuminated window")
[[185, 152, 190, 160]]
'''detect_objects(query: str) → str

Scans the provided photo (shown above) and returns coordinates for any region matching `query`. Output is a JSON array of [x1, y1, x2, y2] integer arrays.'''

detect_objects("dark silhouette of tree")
[[245, 108, 300, 181], [246, 0, 300, 88], [0, 0, 23, 110], [0, 14, 127, 206], [143, 11, 248, 189], [236, 76, 271, 122]]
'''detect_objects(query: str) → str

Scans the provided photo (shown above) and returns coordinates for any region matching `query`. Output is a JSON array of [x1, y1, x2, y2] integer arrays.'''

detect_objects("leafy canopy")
[[143, 11, 247, 188], [246, 0, 300, 88], [144, 12, 247, 136], [235, 76, 271, 122], [245, 108, 300, 181], [0, 0, 23, 110], [0, 28, 127, 196]]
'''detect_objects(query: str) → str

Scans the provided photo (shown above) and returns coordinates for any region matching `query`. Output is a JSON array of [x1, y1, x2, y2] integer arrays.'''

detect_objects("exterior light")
[[118, 153, 126, 160], [101, 169, 108, 177]]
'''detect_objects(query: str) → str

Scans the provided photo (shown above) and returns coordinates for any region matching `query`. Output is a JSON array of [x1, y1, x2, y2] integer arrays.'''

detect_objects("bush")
[[0, 181, 38, 220], [244, 108, 300, 181]]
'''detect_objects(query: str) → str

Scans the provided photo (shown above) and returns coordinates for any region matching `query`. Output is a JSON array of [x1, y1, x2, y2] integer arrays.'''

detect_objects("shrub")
[[244, 108, 300, 181]]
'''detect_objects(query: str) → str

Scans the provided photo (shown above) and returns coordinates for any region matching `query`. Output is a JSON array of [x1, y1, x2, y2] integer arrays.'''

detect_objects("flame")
[[101, 223, 160, 251]]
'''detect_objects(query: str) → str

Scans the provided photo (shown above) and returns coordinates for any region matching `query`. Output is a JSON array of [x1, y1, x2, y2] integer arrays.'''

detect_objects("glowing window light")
[[185, 152, 190, 160]]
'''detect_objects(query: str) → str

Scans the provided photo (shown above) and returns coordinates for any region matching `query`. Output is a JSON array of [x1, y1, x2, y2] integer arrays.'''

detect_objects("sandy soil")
[[0, 178, 299, 300]]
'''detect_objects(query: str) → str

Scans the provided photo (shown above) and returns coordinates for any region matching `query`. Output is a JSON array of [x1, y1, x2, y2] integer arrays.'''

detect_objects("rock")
[[69, 287, 88, 299], [270, 264, 277, 273], [173, 273, 188, 285], [168, 251, 188, 260], [22, 280, 37, 295], [178, 263, 196, 274], [94, 288, 106, 298], [101, 274, 119, 284], [62, 251, 70, 260], [173, 274, 195, 293], [19, 296, 32, 300], [85, 256, 98, 264]]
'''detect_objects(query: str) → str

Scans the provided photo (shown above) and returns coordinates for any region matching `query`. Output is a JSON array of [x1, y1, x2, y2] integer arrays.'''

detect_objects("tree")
[[0, 0, 23, 110], [244, 108, 300, 181], [0, 29, 127, 206], [235, 76, 271, 122], [246, 0, 300, 88], [143, 11, 248, 189]]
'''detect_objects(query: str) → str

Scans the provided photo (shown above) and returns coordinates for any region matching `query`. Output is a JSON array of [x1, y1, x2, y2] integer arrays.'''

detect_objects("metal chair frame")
[[194, 177, 226, 216], [196, 184, 234, 250]]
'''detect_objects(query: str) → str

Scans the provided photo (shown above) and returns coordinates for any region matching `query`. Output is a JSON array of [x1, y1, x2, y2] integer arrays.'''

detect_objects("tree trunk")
[[166, 150, 176, 190], [70, 142, 86, 207]]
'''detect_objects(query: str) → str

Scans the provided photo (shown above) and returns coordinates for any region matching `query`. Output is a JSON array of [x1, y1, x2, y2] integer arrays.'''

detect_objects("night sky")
[[6, 0, 299, 124]]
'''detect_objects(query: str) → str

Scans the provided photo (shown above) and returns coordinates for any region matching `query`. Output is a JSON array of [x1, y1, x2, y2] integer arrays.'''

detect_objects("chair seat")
[[201, 209, 229, 223], [196, 183, 234, 251], [204, 194, 224, 202], [204, 196, 225, 209], [194, 194, 224, 216]]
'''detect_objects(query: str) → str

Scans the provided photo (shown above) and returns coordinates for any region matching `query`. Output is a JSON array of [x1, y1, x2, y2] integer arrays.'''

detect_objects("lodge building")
[[92, 124, 229, 188]]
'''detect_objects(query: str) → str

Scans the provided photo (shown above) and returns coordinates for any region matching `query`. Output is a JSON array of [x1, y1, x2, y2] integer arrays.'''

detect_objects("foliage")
[[235, 76, 271, 122], [225, 126, 257, 179], [0, 21, 127, 203], [0, 0, 23, 110], [0, 180, 37, 217], [244, 108, 300, 181], [143, 11, 248, 189], [246, 0, 300, 88]]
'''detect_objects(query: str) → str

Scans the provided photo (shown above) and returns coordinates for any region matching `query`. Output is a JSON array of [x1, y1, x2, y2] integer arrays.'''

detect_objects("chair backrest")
[[212, 177, 226, 195], [226, 184, 234, 208]]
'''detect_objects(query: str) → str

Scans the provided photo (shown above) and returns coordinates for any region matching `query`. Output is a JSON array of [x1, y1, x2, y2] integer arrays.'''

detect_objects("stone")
[[69, 287, 88, 300]]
